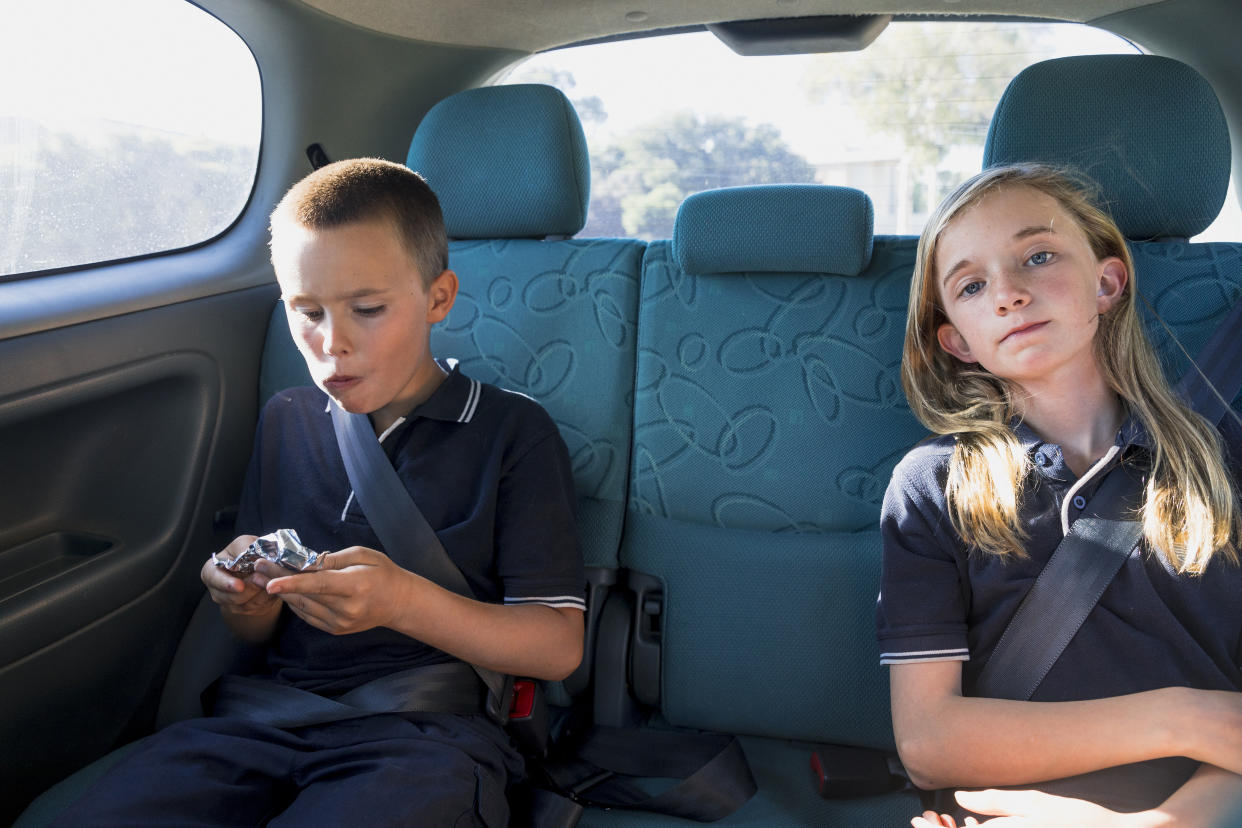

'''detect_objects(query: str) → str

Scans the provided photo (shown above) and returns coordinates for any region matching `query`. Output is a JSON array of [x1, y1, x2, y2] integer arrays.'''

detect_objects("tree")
[[800, 22, 1057, 171], [1, 118, 254, 276], [586, 112, 818, 238]]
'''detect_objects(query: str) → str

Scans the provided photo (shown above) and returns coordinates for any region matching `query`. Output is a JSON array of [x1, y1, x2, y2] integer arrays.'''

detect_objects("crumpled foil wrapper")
[[213, 528, 322, 576]]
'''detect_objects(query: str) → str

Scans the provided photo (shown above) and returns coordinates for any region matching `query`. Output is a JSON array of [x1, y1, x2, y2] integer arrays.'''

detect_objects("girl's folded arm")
[[890, 660, 1240, 790]]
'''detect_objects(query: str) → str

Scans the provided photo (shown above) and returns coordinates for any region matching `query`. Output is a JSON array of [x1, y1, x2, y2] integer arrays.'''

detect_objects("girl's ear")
[[1096, 257, 1128, 314], [937, 322, 975, 363]]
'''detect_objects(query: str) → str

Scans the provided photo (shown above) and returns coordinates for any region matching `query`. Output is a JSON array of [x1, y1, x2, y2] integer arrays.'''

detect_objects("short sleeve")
[[494, 427, 586, 611], [876, 441, 971, 665]]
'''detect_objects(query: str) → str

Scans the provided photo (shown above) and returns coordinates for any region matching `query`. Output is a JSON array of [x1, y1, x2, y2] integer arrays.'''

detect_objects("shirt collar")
[[1013, 410, 1151, 484], [1011, 412, 1150, 456], [407, 358, 481, 423], [320, 358, 481, 426]]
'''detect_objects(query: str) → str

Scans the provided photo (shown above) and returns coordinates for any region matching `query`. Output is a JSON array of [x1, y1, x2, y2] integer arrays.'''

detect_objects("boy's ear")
[[1096, 256, 1128, 314], [425, 269, 458, 323], [937, 322, 975, 364]]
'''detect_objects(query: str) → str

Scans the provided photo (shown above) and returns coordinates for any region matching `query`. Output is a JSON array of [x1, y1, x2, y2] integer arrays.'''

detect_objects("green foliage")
[[800, 22, 1056, 170], [587, 112, 817, 238], [1, 119, 254, 277]]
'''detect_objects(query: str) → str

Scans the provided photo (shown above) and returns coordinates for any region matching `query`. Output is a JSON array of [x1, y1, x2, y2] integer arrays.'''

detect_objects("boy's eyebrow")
[[940, 224, 1057, 288], [282, 287, 391, 302]]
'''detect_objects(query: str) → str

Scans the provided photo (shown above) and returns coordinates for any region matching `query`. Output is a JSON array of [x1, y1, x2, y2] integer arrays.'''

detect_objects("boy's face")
[[272, 217, 456, 433]]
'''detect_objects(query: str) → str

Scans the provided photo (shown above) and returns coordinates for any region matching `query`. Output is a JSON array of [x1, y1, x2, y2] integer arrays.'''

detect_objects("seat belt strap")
[[976, 295, 1242, 703], [330, 402, 473, 597], [974, 461, 1142, 700], [212, 661, 486, 729], [1176, 293, 1242, 428], [329, 401, 512, 722], [541, 726, 757, 822]]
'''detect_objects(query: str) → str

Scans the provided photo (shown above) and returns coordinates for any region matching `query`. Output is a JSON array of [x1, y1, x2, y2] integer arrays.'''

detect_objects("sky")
[[0, 0, 260, 145]]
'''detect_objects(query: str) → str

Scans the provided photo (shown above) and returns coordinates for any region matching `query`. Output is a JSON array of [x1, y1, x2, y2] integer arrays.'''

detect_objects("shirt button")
[[1073, 494, 1086, 509]]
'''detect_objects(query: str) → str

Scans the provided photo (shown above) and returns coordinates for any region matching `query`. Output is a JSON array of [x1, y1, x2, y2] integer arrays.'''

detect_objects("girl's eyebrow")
[[1014, 224, 1057, 240], [941, 258, 972, 288], [941, 224, 1058, 288]]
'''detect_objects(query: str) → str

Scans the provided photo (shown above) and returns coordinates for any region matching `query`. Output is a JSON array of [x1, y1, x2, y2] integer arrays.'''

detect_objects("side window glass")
[[504, 23, 1140, 239], [0, 0, 262, 278]]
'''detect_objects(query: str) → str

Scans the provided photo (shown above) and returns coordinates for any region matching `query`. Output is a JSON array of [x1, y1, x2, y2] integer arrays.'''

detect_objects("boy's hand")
[[264, 546, 412, 635], [201, 535, 283, 616]]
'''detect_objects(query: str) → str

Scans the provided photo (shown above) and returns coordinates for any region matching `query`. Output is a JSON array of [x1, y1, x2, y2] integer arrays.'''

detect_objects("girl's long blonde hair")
[[903, 164, 1239, 573]]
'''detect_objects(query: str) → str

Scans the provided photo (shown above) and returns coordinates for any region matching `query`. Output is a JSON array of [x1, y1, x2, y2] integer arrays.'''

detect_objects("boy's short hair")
[[270, 158, 449, 287]]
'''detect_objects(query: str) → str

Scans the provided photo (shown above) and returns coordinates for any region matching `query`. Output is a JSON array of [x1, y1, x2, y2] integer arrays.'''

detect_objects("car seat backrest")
[[625, 184, 925, 746], [987, 54, 1242, 397], [414, 84, 643, 569], [259, 84, 643, 570]]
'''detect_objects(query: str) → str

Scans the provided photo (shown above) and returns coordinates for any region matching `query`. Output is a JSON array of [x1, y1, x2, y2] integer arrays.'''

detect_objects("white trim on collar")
[[1060, 444, 1121, 536], [458, 378, 481, 423]]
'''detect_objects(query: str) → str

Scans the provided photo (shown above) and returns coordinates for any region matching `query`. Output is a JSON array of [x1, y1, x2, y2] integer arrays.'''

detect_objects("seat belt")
[[1176, 293, 1242, 429], [211, 402, 511, 724], [818, 300, 1242, 799], [213, 661, 486, 727], [328, 401, 513, 722], [974, 465, 1142, 700], [537, 726, 758, 822], [977, 294, 1242, 701], [213, 401, 515, 727]]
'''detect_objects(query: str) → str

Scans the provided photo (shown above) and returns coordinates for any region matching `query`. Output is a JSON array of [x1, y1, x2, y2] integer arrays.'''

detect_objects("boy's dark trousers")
[[51, 711, 522, 827]]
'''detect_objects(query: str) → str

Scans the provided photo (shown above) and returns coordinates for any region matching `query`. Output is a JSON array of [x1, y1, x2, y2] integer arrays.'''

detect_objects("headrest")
[[984, 55, 1230, 240], [407, 84, 590, 239], [673, 185, 874, 275]]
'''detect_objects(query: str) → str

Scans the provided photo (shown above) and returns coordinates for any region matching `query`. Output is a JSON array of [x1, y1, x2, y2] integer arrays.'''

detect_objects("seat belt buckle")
[[811, 744, 910, 798], [506, 678, 550, 757]]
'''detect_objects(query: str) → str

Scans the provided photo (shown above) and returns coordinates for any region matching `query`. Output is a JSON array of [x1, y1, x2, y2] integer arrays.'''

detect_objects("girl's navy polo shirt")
[[877, 415, 1242, 809], [235, 361, 585, 696]]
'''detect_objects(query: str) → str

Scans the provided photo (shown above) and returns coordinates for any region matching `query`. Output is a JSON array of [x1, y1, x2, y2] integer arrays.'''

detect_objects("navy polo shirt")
[[878, 414, 1242, 809], [235, 360, 585, 696]]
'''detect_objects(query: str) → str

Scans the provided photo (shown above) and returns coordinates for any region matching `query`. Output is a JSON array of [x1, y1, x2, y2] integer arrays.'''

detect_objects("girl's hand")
[[913, 810, 979, 827], [948, 789, 1126, 827], [264, 546, 416, 635]]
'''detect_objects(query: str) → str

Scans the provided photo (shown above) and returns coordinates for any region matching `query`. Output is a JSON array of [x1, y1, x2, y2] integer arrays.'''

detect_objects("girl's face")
[[932, 185, 1128, 391]]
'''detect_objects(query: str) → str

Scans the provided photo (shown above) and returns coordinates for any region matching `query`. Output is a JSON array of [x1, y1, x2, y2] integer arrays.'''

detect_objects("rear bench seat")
[[21, 54, 1242, 826], [582, 184, 924, 824]]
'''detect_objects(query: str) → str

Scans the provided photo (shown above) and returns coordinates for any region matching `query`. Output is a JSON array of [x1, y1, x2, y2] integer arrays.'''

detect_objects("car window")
[[0, 0, 262, 278], [504, 22, 1157, 239]]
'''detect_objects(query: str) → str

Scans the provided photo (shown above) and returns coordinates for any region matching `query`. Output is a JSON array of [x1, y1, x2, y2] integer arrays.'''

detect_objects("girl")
[[877, 164, 1242, 826]]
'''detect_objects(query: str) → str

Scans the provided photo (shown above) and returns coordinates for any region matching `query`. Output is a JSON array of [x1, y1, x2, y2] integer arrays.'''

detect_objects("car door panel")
[[0, 282, 276, 820]]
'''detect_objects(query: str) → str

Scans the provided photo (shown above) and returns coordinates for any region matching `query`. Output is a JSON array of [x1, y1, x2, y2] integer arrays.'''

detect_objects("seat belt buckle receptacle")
[[811, 744, 910, 798], [507, 678, 550, 757]]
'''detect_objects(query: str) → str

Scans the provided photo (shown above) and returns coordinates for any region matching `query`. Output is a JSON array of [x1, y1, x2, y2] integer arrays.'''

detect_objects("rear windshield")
[[503, 22, 1166, 239]]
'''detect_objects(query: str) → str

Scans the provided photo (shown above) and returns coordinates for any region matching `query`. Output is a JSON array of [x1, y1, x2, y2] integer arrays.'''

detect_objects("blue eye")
[[1027, 251, 1051, 266], [961, 281, 983, 297]]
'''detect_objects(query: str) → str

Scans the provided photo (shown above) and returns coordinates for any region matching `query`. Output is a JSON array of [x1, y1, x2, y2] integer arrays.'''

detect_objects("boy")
[[55, 159, 586, 826]]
